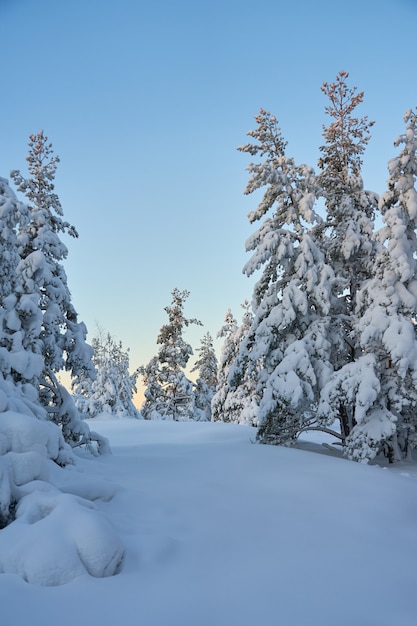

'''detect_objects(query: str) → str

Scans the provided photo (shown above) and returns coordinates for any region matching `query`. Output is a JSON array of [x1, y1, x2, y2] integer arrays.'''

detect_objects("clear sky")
[[1, 0, 417, 402]]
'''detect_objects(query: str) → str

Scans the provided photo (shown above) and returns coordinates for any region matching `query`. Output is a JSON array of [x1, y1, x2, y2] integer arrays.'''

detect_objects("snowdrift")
[[0, 409, 124, 585]]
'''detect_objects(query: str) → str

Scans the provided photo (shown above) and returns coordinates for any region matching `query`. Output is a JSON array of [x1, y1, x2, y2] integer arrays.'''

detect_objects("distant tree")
[[140, 288, 202, 420], [191, 332, 218, 421], [212, 302, 258, 424], [74, 328, 140, 418], [211, 309, 239, 423], [139, 356, 165, 420]]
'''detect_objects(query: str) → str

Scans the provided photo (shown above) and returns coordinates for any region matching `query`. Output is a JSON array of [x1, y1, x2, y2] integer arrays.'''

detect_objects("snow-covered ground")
[[1, 418, 417, 626]]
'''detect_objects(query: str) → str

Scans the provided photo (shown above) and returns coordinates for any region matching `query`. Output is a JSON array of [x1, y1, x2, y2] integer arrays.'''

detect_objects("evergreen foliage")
[[139, 288, 202, 420], [345, 107, 417, 461], [191, 332, 218, 421], [0, 138, 109, 533], [229, 108, 332, 436], [10, 132, 93, 379], [313, 72, 380, 445], [212, 302, 258, 424], [232, 73, 417, 462], [7, 132, 102, 451], [73, 329, 140, 418]]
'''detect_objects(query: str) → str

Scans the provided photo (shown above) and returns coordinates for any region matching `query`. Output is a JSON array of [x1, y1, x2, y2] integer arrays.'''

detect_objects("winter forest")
[[1, 71, 417, 593], [138, 71, 417, 464]]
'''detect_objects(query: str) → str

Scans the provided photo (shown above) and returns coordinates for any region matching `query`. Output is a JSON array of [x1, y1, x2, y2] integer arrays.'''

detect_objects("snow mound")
[[0, 408, 124, 586], [0, 410, 71, 463], [0, 487, 124, 586]]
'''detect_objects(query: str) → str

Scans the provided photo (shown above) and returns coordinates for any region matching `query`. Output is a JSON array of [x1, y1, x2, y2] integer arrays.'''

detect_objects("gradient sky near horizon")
[[1, 0, 417, 401]]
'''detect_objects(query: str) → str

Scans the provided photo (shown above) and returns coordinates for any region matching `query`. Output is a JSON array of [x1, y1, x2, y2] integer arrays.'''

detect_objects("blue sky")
[[1, 0, 417, 398]]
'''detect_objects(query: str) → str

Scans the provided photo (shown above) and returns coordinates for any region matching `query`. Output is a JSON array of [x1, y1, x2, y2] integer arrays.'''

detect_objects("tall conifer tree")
[[10, 132, 98, 447]]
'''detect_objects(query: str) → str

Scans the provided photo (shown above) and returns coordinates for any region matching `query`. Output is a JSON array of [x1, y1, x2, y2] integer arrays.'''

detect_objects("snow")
[[1, 418, 416, 625], [0, 489, 124, 585]]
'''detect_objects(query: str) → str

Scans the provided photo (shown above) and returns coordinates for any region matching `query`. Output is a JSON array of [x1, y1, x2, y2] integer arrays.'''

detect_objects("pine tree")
[[211, 309, 239, 423], [315, 72, 381, 448], [230, 109, 334, 442], [0, 177, 27, 303], [139, 356, 165, 419], [0, 171, 115, 573], [317, 71, 377, 307], [10, 132, 99, 449], [338, 106, 417, 461], [74, 329, 140, 418], [212, 302, 258, 424], [140, 288, 202, 420], [0, 176, 41, 383], [191, 332, 218, 421]]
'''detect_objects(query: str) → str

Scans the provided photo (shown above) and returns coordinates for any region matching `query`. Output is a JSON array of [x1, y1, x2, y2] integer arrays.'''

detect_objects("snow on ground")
[[1, 418, 417, 626]]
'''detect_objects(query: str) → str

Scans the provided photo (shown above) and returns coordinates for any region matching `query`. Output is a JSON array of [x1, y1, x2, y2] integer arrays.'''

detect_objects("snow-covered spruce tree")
[[191, 332, 218, 421], [315, 72, 382, 452], [335, 106, 417, 462], [0, 176, 39, 384], [0, 176, 52, 422], [0, 177, 27, 303], [10, 132, 102, 450], [229, 109, 335, 443], [140, 288, 202, 420], [0, 177, 123, 582], [212, 302, 258, 424], [317, 71, 377, 302], [139, 356, 165, 420], [73, 329, 140, 418], [211, 309, 239, 423], [0, 177, 64, 528]]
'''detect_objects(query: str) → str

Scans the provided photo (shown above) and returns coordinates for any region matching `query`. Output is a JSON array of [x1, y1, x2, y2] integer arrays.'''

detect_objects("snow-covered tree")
[[11, 132, 93, 377], [0, 176, 109, 545], [191, 332, 218, 421], [228, 109, 335, 441], [9, 132, 100, 449], [0, 176, 38, 383], [139, 356, 165, 420], [74, 329, 140, 418], [335, 106, 417, 462], [0, 177, 27, 303], [317, 71, 377, 310], [313, 72, 383, 451], [212, 302, 258, 424], [0, 159, 122, 582], [140, 288, 202, 420], [211, 309, 239, 423], [230, 74, 391, 458]]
